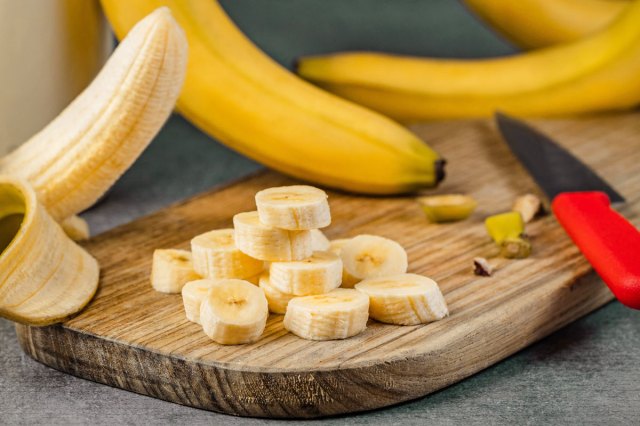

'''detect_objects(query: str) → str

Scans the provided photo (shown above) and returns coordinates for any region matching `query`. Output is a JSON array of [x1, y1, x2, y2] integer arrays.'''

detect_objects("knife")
[[495, 112, 640, 309]]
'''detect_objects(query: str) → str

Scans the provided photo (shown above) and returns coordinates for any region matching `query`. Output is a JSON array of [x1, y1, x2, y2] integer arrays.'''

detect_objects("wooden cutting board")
[[15, 113, 640, 419]]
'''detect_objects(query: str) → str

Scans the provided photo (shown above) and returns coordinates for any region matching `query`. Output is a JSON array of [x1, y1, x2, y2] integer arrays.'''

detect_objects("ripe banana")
[[0, 8, 187, 221], [269, 251, 342, 296], [233, 211, 313, 261], [181, 279, 214, 324], [259, 273, 295, 315], [100, 0, 444, 195], [200, 279, 268, 345], [329, 238, 352, 256], [355, 274, 448, 325], [463, 0, 628, 49], [310, 229, 331, 252], [296, 0, 640, 121], [255, 185, 330, 230], [151, 249, 201, 294], [0, 177, 99, 325], [340, 235, 408, 287], [61, 215, 90, 241], [283, 288, 370, 341], [191, 229, 264, 279]]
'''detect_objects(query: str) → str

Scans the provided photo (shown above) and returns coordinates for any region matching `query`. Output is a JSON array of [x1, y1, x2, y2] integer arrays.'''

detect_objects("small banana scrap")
[[151, 249, 201, 294], [473, 257, 494, 276], [417, 194, 477, 223], [512, 193, 545, 223], [485, 212, 531, 259], [0, 177, 99, 326]]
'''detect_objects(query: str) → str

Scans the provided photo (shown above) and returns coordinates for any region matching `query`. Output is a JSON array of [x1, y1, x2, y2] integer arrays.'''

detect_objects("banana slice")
[[151, 249, 201, 294], [0, 177, 99, 325], [191, 229, 264, 279], [181, 279, 215, 324], [269, 251, 342, 296], [340, 235, 408, 287], [328, 238, 351, 255], [255, 185, 331, 230], [200, 279, 269, 345], [283, 288, 369, 341], [61, 215, 90, 241], [310, 229, 331, 251], [259, 273, 295, 314], [355, 274, 448, 325], [233, 211, 313, 261]]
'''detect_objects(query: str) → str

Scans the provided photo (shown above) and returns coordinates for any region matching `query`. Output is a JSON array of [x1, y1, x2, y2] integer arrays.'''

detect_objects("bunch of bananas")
[[297, 0, 640, 121]]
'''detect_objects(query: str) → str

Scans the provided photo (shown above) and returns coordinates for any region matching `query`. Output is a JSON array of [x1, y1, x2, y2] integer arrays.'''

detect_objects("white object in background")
[[0, 0, 112, 155]]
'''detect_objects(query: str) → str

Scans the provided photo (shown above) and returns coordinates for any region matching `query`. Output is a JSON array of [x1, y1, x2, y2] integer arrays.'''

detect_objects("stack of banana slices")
[[151, 185, 449, 345]]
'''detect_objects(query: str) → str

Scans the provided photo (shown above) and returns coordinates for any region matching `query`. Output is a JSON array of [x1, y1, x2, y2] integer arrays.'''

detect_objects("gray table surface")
[[2, 1, 640, 424]]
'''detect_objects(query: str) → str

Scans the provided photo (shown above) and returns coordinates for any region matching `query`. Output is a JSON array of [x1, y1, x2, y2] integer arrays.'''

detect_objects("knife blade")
[[495, 112, 640, 309]]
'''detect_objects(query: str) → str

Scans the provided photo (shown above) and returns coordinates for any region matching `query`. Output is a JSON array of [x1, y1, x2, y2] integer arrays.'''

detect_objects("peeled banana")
[[283, 288, 370, 341], [181, 279, 214, 324], [151, 249, 201, 294], [269, 251, 342, 296], [256, 186, 331, 230], [463, 0, 628, 49], [0, 8, 188, 220], [355, 274, 448, 325], [0, 177, 99, 325], [297, 0, 640, 121], [233, 211, 313, 261], [61, 215, 90, 241], [200, 279, 269, 345], [191, 229, 264, 279], [100, 0, 444, 195], [259, 273, 295, 314], [340, 235, 408, 287]]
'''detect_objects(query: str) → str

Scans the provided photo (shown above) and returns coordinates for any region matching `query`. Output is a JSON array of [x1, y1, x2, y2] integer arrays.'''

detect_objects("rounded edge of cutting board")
[[14, 270, 613, 419]]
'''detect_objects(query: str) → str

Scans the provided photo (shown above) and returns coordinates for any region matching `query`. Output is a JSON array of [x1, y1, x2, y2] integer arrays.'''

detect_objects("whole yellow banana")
[[296, 0, 640, 122], [100, 0, 444, 195], [463, 0, 628, 49]]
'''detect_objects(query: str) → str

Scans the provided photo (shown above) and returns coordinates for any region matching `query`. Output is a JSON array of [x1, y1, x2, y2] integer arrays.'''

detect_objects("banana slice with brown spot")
[[191, 229, 263, 279], [151, 249, 201, 294], [255, 185, 330, 230], [339, 234, 408, 287]]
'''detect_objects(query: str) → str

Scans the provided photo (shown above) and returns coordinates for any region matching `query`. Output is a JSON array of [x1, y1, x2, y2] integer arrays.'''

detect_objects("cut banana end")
[[181, 279, 215, 324], [311, 229, 331, 251], [200, 279, 269, 345], [259, 273, 295, 314], [355, 274, 448, 325], [269, 251, 342, 296], [340, 235, 408, 287], [191, 229, 263, 279], [0, 8, 188, 221], [233, 211, 313, 261], [61, 215, 90, 241], [255, 185, 331, 230], [151, 249, 201, 294], [284, 288, 369, 340], [0, 177, 99, 326]]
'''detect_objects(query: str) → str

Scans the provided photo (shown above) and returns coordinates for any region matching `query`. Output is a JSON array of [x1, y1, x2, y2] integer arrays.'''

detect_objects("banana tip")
[[435, 159, 446, 185]]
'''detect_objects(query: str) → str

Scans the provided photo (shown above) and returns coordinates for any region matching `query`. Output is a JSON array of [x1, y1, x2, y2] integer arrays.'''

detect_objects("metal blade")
[[495, 113, 624, 203]]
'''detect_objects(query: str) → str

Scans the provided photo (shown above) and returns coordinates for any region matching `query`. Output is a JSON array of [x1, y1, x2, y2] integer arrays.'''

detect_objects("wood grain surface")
[[15, 113, 640, 418]]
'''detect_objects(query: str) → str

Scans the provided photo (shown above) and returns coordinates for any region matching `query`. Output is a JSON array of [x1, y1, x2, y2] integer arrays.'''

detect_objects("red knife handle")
[[552, 192, 640, 309]]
